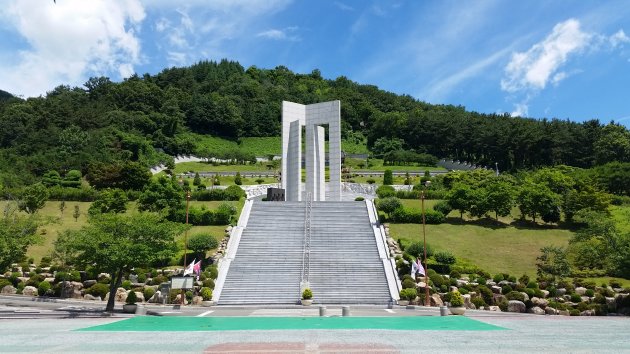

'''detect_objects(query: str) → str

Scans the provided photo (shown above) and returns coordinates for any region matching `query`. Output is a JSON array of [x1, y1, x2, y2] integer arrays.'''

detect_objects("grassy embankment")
[[1, 200, 240, 264]]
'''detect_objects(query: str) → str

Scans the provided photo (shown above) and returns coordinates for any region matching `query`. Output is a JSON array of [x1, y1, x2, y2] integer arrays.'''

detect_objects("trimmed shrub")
[[200, 287, 213, 301], [472, 296, 486, 309], [449, 270, 461, 279], [37, 281, 51, 296], [0, 279, 12, 289], [523, 288, 535, 298], [458, 288, 469, 295], [402, 278, 416, 289], [434, 251, 456, 265], [399, 288, 417, 301], [144, 287, 156, 301], [121, 280, 132, 290], [506, 291, 525, 302], [569, 309, 580, 316], [449, 291, 464, 307], [501, 285, 513, 295], [383, 169, 393, 185], [405, 242, 433, 258], [208, 266, 218, 279], [377, 197, 402, 215], [302, 288, 313, 300], [126, 290, 138, 304], [493, 274, 504, 283], [202, 279, 215, 289], [366, 178, 376, 184], [223, 185, 246, 200], [570, 293, 582, 303], [376, 185, 396, 198], [429, 274, 445, 288], [86, 283, 109, 299], [526, 281, 539, 289]]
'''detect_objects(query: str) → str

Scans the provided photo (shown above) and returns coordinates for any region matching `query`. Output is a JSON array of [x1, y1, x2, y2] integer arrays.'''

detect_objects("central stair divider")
[[300, 193, 313, 299]]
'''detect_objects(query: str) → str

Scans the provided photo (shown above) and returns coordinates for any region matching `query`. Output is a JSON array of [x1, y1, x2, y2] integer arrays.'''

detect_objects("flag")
[[184, 259, 196, 276], [411, 259, 426, 277], [193, 260, 201, 280], [416, 260, 426, 276]]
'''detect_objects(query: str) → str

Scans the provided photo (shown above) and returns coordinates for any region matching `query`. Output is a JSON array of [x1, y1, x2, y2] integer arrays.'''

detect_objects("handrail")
[[300, 193, 313, 298]]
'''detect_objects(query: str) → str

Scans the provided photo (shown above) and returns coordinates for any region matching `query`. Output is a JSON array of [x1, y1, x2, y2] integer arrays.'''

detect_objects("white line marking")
[[384, 309, 395, 313], [197, 310, 214, 317]]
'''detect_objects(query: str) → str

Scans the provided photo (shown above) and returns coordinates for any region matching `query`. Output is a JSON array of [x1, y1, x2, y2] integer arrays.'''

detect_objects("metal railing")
[[300, 193, 313, 297]]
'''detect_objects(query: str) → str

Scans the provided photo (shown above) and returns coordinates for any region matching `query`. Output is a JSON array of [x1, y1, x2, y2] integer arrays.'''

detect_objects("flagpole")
[[182, 190, 191, 305]]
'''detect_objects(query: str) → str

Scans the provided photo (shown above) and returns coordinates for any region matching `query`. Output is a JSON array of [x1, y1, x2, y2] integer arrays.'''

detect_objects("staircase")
[[216, 200, 392, 305]]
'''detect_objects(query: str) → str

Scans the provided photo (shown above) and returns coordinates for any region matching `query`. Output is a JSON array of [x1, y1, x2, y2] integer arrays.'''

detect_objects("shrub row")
[[389, 207, 445, 224]]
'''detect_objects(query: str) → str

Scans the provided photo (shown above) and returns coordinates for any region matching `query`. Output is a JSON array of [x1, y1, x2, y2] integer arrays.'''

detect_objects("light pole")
[[421, 180, 431, 306]]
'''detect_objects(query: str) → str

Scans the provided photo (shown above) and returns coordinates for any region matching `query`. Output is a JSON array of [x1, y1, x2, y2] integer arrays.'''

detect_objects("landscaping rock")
[[559, 310, 571, 316], [493, 294, 507, 305], [531, 297, 548, 308], [2, 285, 17, 294], [507, 300, 526, 313], [545, 307, 559, 315], [98, 273, 110, 279], [520, 292, 530, 301], [527, 306, 545, 315], [449, 286, 458, 292], [44, 277, 55, 283], [541, 290, 549, 298], [557, 288, 567, 296], [192, 295, 203, 305], [456, 279, 468, 287], [128, 290, 145, 303], [581, 309, 596, 316], [575, 287, 587, 295], [487, 306, 501, 312], [463, 294, 473, 309], [491, 285, 502, 294], [105, 287, 128, 303], [83, 280, 97, 288], [148, 291, 163, 304], [174, 294, 188, 305], [225, 225, 232, 233], [22, 286, 38, 296], [84, 294, 101, 301], [430, 294, 443, 307], [581, 296, 590, 303], [61, 281, 83, 299]]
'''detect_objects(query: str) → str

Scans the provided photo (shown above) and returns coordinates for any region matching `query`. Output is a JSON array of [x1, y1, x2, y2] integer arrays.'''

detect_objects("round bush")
[[570, 293, 582, 303], [302, 288, 313, 300], [430, 274, 445, 288], [585, 289, 595, 297], [202, 279, 215, 289], [143, 287, 156, 301], [405, 242, 433, 258], [126, 290, 138, 304], [526, 281, 539, 289], [501, 285, 513, 295], [402, 278, 416, 289], [433, 200, 452, 216], [449, 291, 464, 307], [493, 274, 504, 283], [434, 251, 456, 265], [459, 288, 469, 295], [200, 287, 213, 301], [523, 288, 535, 298], [472, 296, 486, 309], [121, 280, 132, 290], [506, 291, 525, 302], [37, 281, 51, 296], [376, 185, 396, 198], [223, 185, 246, 200], [86, 283, 109, 299], [569, 309, 580, 316], [188, 233, 219, 255], [449, 270, 461, 279], [399, 288, 417, 301]]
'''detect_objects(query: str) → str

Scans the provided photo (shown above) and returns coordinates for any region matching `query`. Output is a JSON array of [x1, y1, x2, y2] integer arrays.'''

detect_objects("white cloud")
[[0, 0, 145, 97], [501, 19, 591, 93], [609, 30, 630, 47], [334, 2, 354, 11], [511, 102, 529, 117], [256, 27, 300, 41]]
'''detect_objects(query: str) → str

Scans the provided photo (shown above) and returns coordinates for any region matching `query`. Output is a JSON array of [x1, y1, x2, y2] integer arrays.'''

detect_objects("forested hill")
[[1, 59, 629, 186]]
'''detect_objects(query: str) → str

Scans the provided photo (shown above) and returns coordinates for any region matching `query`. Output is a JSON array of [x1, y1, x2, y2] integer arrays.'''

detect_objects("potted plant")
[[123, 290, 138, 313], [448, 290, 466, 315], [301, 288, 313, 306], [200, 287, 213, 307], [398, 288, 417, 306]]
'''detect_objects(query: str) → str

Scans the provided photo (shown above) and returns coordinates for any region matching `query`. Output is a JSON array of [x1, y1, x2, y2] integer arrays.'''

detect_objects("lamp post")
[[421, 180, 431, 306]]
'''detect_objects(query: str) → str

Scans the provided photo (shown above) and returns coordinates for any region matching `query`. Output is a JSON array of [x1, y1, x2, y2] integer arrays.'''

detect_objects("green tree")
[[516, 183, 560, 223], [536, 246, 571, 284], [234, 172, 242, 185], [193, 172, 201, 186], [484, 179, 514, 220], [59, 200, 66, 216], [446, 183, 473, 219], [73, 205, 80, 222], [377, 197, 402, 216], [0, 207, 41, 271], [383, 169, 393, 185], [187, 233, 219, 260], [138, 176, 182, 212], [55, 213, 186, 311], [19, 183, 49, 214], [88, 189, 128, 215]]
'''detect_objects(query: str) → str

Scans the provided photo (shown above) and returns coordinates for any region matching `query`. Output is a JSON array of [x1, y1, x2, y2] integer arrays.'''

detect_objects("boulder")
[[531, 297, 548, 308], [487, 306, 502, 312], [507, 300, 526, 313], [105, 287, 128, 303], [486, 281, 496, 286], [83, 294, 101, 301], [430, 294, 443, 307], [1, 285, 17, 294], [44, 277, 55, 283], [225, 225, 233, 233], [581, 309, 596, 316], [191, 295, 203, 305], [22, 286, 38, 296], [606, 297, 616, 311], [129, 274, 139, 283], [581, 296, 591, 303], [491, 285, 502, 294], [83, 280, 97, 288], [527, 306, 545, 315], [545, 307, 559, 315], [417, 281, 427, 289], [556, 288, 567, 296], [541, 290, 550, 298], [98, 273, 111, 279], [559, 310, 571, 316], [449, 286, 458, 293], [128, 290, 145, 303], [148, 291, 163, 304], [61, 281, 83, 299], [493, 294, 507, 305], [463, 294, 474, 309], [575, 287, 587, 295], [520, 292, 530, 301], [174, 294, 188, 305], [456, 279, 469, 287]]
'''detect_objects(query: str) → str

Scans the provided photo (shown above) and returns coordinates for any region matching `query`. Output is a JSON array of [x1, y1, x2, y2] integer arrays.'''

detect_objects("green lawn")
[[172, 161, 271, 174], [388, 221, 572, 277], [239, 137, 281, 156]]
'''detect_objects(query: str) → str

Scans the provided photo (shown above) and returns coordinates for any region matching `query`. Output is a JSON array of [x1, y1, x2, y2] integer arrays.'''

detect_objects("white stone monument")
[[281, 100, 341, 201]]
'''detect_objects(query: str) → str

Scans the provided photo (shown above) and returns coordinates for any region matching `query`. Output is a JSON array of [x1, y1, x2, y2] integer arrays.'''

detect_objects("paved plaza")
[[1, 297, 629, 353]]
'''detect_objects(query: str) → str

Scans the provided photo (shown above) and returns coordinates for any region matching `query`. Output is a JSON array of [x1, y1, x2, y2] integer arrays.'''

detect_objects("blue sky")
[[1, 0, 629, 127]]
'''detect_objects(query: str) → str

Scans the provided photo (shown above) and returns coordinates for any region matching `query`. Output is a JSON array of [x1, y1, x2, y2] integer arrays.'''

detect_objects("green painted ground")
[[78, 316, 505, 332]]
